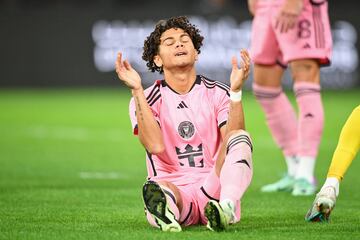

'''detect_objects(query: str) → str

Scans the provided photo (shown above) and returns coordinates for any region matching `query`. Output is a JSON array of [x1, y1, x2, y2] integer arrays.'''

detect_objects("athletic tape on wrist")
[[230, 90, 242, 102]]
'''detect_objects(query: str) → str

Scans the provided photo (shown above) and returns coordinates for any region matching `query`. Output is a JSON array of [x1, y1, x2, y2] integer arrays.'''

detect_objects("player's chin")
[[173, 60, 195, 68]]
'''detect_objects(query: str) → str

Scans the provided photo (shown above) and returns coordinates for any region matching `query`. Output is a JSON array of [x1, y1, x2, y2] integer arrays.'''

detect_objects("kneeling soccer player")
[[115, 16, 253, 231]]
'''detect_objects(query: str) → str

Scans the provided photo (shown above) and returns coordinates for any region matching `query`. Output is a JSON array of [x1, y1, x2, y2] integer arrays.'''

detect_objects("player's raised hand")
[[275, 0, 303, 33], [230, 49, 251, 92], [115, 52, 142, 90]]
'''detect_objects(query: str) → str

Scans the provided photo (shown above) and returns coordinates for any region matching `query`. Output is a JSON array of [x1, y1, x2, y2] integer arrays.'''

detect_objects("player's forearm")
[[226, 100, 245, 133], [132, 88, 165, 154]]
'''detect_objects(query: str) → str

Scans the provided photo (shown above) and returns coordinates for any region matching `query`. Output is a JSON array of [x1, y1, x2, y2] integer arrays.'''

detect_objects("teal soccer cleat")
[[292, 178, 317, 196], [305, 186, 336, 222], [261, 174, 295, 192]]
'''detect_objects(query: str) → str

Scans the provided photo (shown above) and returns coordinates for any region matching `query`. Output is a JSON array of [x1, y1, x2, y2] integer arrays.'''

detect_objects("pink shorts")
[[250, 0, 332, 66], [148, 169, 241, 226]]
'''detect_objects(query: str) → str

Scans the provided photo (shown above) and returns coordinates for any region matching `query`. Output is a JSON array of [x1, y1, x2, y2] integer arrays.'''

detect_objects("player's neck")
[[163, 68, 197, 94]]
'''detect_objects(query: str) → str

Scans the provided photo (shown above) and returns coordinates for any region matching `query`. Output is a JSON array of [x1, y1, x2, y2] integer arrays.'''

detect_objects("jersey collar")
[[160, 75, 201, 95]]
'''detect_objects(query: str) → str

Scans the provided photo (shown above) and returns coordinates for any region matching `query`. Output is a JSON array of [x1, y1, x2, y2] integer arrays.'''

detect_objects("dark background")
[[0, 0, 359, 88]]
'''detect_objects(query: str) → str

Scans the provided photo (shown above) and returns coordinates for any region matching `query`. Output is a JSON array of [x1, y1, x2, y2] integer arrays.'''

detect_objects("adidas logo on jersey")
[[177, 101, 188, 109], [303, 43, 311, 49]]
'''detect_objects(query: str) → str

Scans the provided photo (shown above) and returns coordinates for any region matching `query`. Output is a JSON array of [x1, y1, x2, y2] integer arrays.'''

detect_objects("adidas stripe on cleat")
[[142, 181, 182, 232]]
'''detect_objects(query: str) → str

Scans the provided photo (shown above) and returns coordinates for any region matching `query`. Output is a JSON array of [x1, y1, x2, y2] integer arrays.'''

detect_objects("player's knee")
[[226, 130, 250, 142], [226, 130, 253, 152], [252, 64, 284, 88], [290, 60, 320, 82]]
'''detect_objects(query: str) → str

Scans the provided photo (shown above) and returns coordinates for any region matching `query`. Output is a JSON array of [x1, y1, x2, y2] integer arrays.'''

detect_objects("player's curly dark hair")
[[142, 16, 204, 74]]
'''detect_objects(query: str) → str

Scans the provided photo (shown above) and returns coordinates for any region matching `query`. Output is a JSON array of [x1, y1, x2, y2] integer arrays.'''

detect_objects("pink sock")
[[220, 130, 253, 205], [294, 82, 324, 157], [253, 83, 298, 156], [146, 186, 180, 228]]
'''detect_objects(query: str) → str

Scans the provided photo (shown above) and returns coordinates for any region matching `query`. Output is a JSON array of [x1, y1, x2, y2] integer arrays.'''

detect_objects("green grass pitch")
[[0, 88, 359, 239]]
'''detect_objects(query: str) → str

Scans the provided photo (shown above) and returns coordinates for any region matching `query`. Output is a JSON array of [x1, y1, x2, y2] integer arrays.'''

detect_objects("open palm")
[[230, 49, 251, 92], [115, 52, 142, 90]]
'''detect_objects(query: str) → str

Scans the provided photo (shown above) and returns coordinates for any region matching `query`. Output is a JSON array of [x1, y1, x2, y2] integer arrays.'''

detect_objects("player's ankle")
[[321, 177, 340, 196]]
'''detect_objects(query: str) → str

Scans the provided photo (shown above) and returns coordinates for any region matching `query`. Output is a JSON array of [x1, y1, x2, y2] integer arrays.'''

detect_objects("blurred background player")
[[248, 0, 332, 196], [115, 16, 253, 232], [305, 105, 360, 222]]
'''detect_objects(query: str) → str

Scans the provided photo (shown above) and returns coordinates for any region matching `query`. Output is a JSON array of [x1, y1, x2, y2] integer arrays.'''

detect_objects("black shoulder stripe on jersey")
[[215, 81, 230, 90], [202, 80, 215, 89], [148, 94, 161, 107], [147, 88, 160, 104], [201, 75, 230, 90], [201, 76, 216, 85], [146, 84, 160, 101], [203, 81, 215, 88], [201, 76, 230, 96], [214, 84, 230, 96]]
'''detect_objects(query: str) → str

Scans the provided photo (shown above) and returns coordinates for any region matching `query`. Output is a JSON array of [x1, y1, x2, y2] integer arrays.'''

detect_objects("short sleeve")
[[215, 87, 230, 129]]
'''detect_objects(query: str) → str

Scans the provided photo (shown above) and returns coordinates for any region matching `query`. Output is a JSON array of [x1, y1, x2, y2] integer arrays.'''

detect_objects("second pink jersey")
[[129, 75, 230, 182]]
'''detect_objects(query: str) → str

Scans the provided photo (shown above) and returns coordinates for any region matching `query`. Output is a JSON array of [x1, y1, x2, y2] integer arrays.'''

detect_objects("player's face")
[[154, 28, 198, 71]]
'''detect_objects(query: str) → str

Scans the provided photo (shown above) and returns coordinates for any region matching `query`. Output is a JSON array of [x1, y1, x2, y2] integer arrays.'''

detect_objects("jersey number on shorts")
[[298, 19, 311, 39]]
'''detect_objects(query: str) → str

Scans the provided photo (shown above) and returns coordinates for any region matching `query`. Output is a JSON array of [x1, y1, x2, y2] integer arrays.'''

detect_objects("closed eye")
[[180, 35, 191, 43], [163, 38, 175, 46]]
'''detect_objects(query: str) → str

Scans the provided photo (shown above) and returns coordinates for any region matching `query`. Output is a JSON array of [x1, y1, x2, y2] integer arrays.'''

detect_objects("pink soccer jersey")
[[129, 75, 230, 182]]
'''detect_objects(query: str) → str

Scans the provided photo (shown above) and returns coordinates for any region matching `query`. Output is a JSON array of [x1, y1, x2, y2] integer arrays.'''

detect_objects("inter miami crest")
[[178, 121, 195, 139]]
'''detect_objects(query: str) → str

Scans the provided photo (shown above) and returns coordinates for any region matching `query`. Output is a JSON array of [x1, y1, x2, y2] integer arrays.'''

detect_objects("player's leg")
[[306, 105, 360, 222], [142, 180, 182, 232], [204, 130, 253, 231], [290, 59, 323, 196], [276, 0, 332, 196], [253, 64, 299, 192], [250, 2, 299, 192], [326, 105, 360, 184]]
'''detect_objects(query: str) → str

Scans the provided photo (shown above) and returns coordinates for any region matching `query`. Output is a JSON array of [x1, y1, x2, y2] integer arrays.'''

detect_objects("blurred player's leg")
[[274, 0, 332, 196], [252, 64, 298, 192], [306, 105, 360, 222], [205, 130, 253, 231], [142, 180, 182, 232], [291, 60, 323, 196]]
